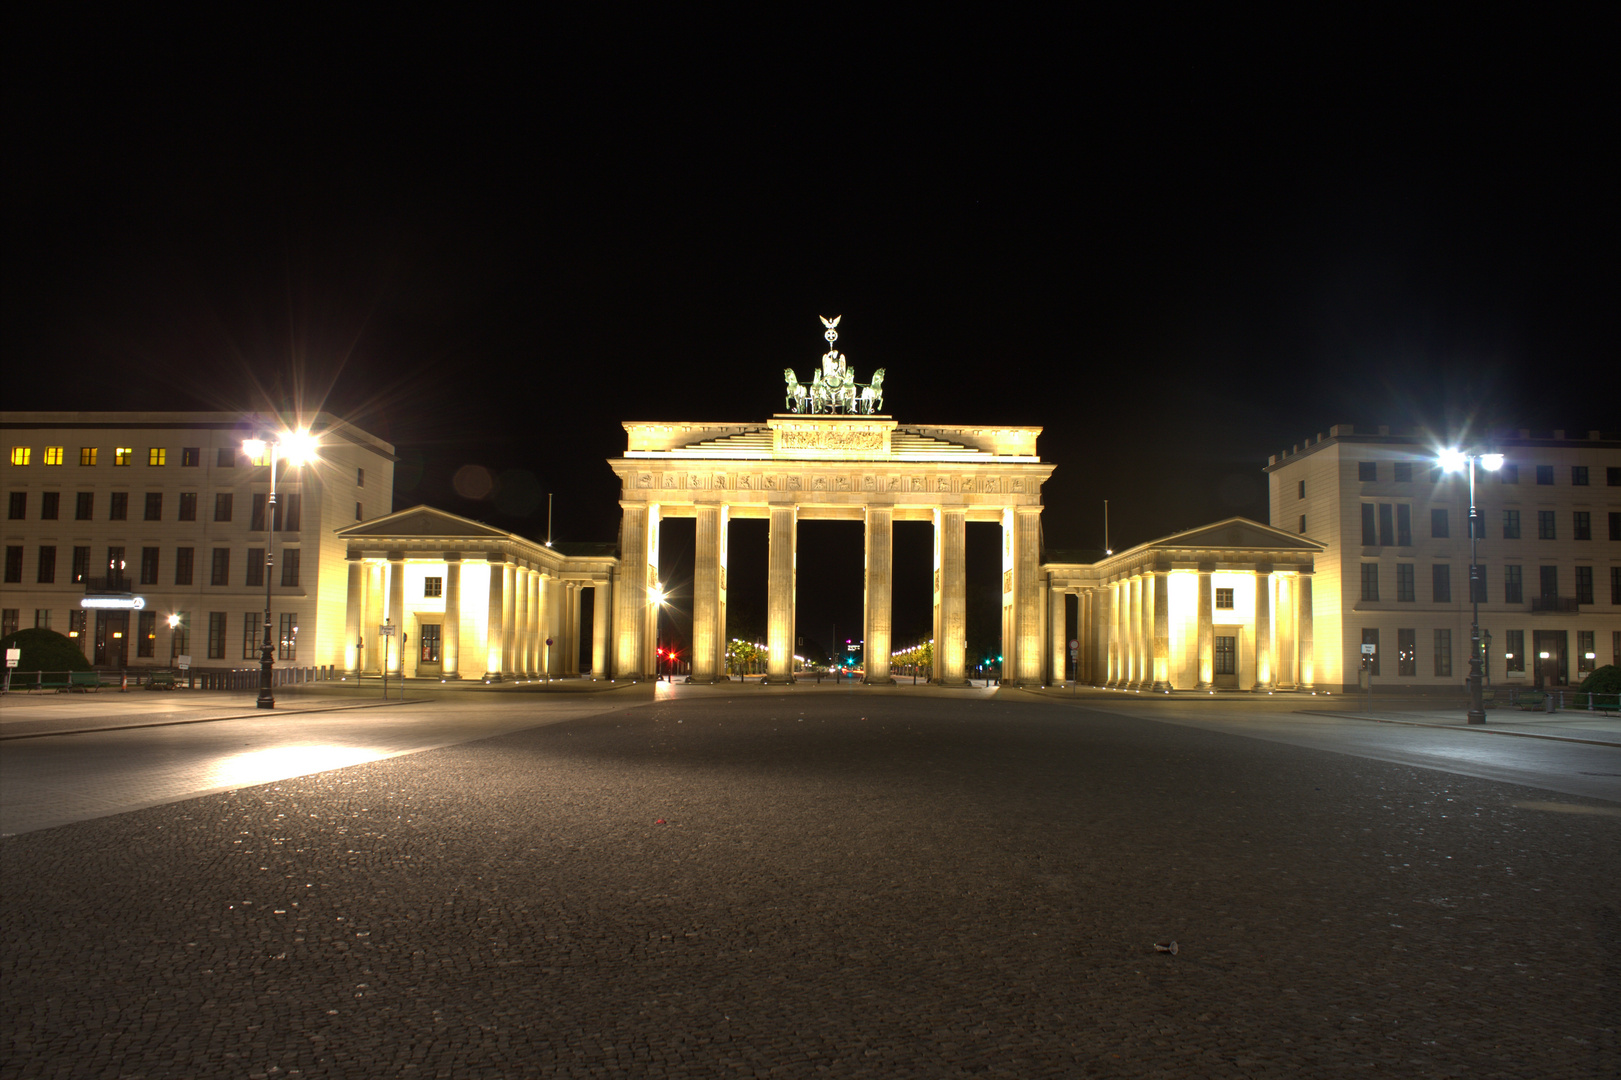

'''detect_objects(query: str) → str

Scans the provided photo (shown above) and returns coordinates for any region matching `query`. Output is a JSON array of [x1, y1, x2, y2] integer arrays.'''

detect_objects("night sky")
[[5, 15, 1614, 662]]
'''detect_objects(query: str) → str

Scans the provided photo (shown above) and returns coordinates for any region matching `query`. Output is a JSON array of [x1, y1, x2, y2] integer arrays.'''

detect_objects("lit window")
[[80, 447, 98, 466], [148, 447, 166, 466], [44, 446, 63, 465], [9, 447, 29, 465], [1215, 588, 1234, 609], [114, 447, 133, 466], [424, 576, 443, 598], [181, 447, 200, 467]]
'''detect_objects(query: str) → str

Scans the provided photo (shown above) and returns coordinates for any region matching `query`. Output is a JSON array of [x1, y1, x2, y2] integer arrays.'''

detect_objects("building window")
[[1393, 462, 1412, 483], [171, 615, 189, 658], [358, 467, 365, 488], [424, 576, 443, 598], [1431, 508, 1449, 538], [1575, 566, 1594, 605], [1504, 565, 1522, 604], [278, 613, 298, 660], [1214, 635, 1236, 675], [137, 610, 156, 658], [244, 614, 262, 659], [37, 546, 55, 584], [68, 610, 86, 642], [140, 547, 160, 586], [107, 547, 126, 585], [72, 547, 90, 583], [355, 501, 363, 522], [1360, 563, 1379, 601], [4, 546, 21, 583], [217, 448, 237, 468], [1434, 629, 1452, 677], [1298, 514, 1306, 535], [114, 447, 133, 466], [1471, 564, 1488, 603], [1609, 466, 1621, 486], [1611, 512, 1621, 541], [246, 549, 264, 588], [181, 447, 200, 467], [144, 492, 163, 521], [7, 447, 28, 465], [1432, 563, 1450, 603], [1613, 566, 1621, 605], [76, 492, 93, 520], [44, 447, 63, 466], [215, 493, 233, 522], [1503, 509, 1520, 539], [109, 492, 128, 520], [81, 447, 102, 466], [1, 609, 17, 637], [420, 623, 441, 664], [1215, 587, 1234, 609], [208, 613, 227, 660], [251, 493, 267, 531], [1537, 510, 1556, 540], [1296, 479, 1304, 499], [1379, 504, 1395, 546], [1361, 504, 1376, 546], [1362, 629, 1380, 675], [178, 492, 197, 521], [174, 547, 194, 586], [281, 548, 300, 587], [1539, 565, 1558, 599], [1396, 504, 1412, 547], [281, 493, 301, 532], [1577, 630, 1595, 673], [1535, 465, 1553, 485], [1397, 628, 1416, 676], [35, 609, 52, 630], [1572, 465, 1589, 486], [1358, 461, 1377, 482], [41, 491, 59, 519], [211, 548, 231, 586], [148, 448, 166, 466], [1396, 563, 1415, 601], [1498, 463, 1519, 484], [7, 491, 25, 519], [1573, 511, 1591, 540]]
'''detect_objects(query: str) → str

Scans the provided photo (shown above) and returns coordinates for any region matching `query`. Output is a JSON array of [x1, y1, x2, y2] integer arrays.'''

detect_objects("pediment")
[[1149, 517, 1322, 552], [337, 505, 513, 540]]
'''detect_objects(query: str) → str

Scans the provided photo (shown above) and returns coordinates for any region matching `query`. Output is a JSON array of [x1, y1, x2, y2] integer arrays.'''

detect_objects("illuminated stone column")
[[692, 505, 727, 682], [363, 562, 384, 675], [1105, 581, 1119, 685], [514, 567, 530, 676], [344, 558, 363, 675], [1252, 566, 1273, 691], [1195, 569, 1214, 689], [1010, 508, 1043, 685], [1275, 574, 1295, 688], [545, 574, 564, 676], [591, 581, 611, 675], [1151, 569, 1171, 691], [566, 582, 582, 675], [1050, 584, 1067, 684], [387, 553, 405, 676], [501, 563, 517, 678], [863, 504, 894, 684], [937, 508, 967, 685], [1081, 589, 1095, 683], [614, 504, 650, 678], [1297, 572, 1314, 690], [442, 556, 461, 679], [1139, 573, 1154, 690], [484, 557, 505, 680], [530, 570, 545, 675], [1122, 576, 1138, 688], [765, 504, 797, 683]]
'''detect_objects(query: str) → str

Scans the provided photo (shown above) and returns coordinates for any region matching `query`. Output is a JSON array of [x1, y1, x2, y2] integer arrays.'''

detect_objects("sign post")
[[4, 647, 18, 693], [1360, 643, 1376, 712], [177, 654, 192, 690]]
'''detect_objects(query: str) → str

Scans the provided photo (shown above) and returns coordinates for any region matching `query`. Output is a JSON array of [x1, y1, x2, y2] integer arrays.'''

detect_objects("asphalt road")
[[2, 686, 1617, 1078]]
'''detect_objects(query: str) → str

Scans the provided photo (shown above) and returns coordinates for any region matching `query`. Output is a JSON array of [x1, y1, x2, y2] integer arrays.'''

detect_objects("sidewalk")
[[0, 689, 430, 740], [1314, 706, 1621, 747]]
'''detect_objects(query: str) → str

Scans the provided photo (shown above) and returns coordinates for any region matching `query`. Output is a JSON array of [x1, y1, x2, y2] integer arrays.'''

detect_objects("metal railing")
[[1504, 687, 1620, 713]]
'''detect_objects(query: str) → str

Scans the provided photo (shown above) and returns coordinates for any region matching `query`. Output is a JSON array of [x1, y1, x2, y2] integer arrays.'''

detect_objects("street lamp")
[[242, 429, 317, 708], [1439, 448, 1504, 724]]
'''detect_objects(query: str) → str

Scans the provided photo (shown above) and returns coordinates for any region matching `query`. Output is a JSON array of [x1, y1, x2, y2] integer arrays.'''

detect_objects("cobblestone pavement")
[[3, 691, 1617, 1078]]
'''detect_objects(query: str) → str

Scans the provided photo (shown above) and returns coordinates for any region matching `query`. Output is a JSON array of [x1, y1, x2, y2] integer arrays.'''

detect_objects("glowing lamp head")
[[167, 613, 180, 629], [1437, 449, 1467, 472], [242, 438, 267, 461], [650, 585, 666, 606], [1480, 453, 1504, 471], [280, 428, 318, 467]]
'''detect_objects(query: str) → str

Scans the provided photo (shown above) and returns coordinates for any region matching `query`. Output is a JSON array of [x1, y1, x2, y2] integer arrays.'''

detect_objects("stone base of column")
[[1151, 680, 1173, 692], [1251, 682, 1274, 692], [685, 674, 732, 683], [482, 672, 503, 683], [861, 675, 896, 685], [1194, 680, 1213, 691], [439, 673, 462, 681], [761, 674, 796, 685]]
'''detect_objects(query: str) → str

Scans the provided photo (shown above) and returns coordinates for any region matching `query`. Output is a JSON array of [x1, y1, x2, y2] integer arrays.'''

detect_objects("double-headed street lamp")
[[1439, 448, 1504, 725], [243, 429, 318, 709]]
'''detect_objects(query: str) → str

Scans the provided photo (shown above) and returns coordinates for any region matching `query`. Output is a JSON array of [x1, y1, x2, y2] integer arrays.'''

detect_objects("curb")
[[0, 697, 433, 742], [1308, 710, 1621, 748]]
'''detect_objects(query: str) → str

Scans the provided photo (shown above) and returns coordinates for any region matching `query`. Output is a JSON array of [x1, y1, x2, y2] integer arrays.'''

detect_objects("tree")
[[0, 627, 92, 673], [1577, 664, 1621, 697]]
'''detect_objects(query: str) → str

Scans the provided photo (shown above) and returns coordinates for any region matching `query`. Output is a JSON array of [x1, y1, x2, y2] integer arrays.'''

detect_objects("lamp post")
[[1440, 448, 1504, 724], [243, 429, 316, 709]]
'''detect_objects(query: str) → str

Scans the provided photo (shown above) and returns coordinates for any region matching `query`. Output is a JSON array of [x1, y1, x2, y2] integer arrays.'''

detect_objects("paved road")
[[3, 687, 1618, 1078]]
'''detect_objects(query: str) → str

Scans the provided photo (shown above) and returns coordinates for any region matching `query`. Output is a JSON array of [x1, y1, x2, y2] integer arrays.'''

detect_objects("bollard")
[[120, 671, 128, 692]]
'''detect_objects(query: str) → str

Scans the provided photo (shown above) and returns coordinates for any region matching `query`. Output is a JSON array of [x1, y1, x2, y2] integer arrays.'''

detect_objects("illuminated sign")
[[80, 596, 147, 610]]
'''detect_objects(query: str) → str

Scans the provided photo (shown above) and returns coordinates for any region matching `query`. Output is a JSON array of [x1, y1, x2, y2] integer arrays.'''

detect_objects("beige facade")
[[1265, 425, 1621, 691], [333, 506, 615, 680], [1, 411, 393, 669]]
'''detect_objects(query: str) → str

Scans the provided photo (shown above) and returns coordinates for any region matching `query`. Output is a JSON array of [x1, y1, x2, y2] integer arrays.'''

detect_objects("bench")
[[69, 671, 102, 692], [147, 671, 178, 690], [30, 675, 73, 692], [1514, 690, 1546, 710]]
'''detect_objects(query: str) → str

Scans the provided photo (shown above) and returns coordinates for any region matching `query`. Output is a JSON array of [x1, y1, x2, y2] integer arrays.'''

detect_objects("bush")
[[0, 627, 92, 673], [1577, 664, 1621, 696]]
